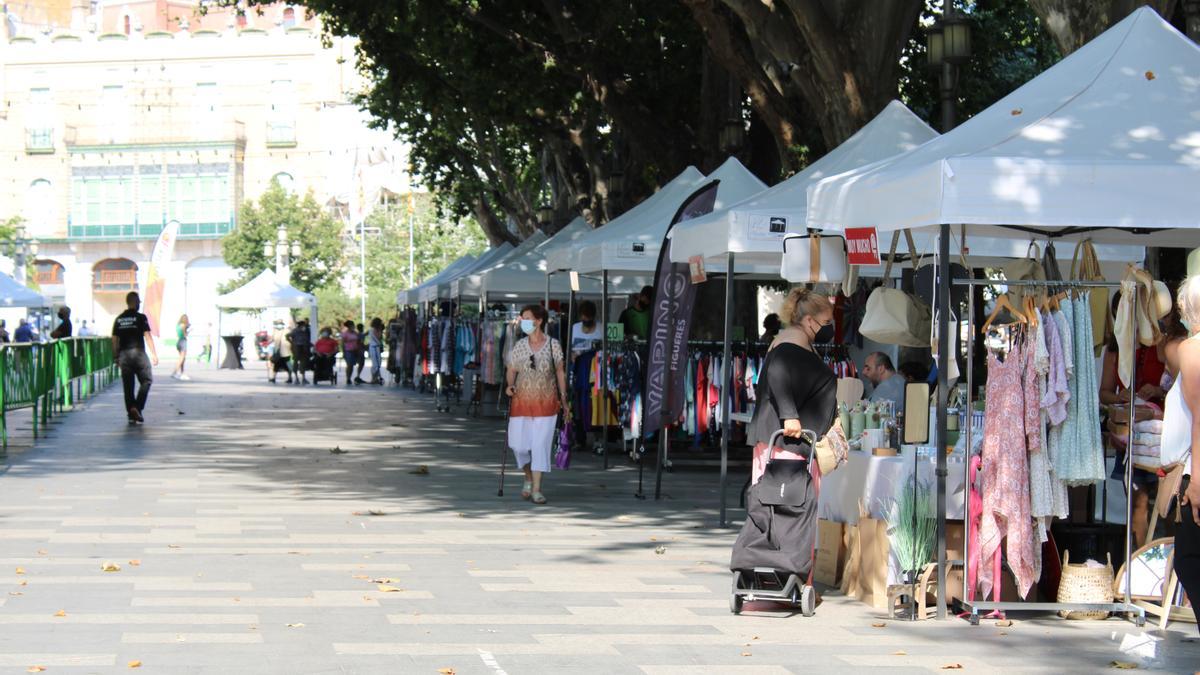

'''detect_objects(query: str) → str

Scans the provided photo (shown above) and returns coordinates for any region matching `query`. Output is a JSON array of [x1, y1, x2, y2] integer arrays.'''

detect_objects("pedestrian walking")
[[289, 320, 312, 384], [49, 306, 72, 339], [198, 323, 213, 362], [269, 320, 293, 383], [368, 317, 385, 385], [1164, 275, 1200, 632], [14, 318, 34, 343], [111, 291, 158, 424], [172, 314, 191, 380], [354, 322, 368, 384], [504, 304, 569, 505], [340, 320, 360, 385]]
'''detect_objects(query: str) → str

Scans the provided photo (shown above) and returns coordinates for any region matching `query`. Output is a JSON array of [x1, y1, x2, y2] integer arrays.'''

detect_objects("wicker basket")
[[1057, 551, 1114, 620]]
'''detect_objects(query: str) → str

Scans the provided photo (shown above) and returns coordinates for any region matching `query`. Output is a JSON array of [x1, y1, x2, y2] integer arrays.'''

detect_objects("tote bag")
[[860, 230, 931, 348], [1071, 239, 1111, 353]]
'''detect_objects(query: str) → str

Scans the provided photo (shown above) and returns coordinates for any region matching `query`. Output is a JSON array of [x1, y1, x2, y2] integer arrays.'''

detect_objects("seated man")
[[862, 351, 906, 414]]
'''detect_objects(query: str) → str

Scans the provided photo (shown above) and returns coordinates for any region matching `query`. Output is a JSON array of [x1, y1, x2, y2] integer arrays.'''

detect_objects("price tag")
[[606, 322, 624, 342]]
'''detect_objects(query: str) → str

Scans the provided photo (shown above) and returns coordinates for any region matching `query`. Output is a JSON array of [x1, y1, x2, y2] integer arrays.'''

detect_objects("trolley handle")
[[766, 428, 818, 464]]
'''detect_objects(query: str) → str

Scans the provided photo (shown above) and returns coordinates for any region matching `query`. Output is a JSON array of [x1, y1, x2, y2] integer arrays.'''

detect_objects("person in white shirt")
[[78, 320, 91, 337], [1164, 275, 1200, 632], [570, 300, 602, 359]]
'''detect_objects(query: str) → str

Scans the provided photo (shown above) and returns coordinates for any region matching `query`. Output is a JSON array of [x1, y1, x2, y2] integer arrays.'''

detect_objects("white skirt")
[[508, 415, 556, 473]]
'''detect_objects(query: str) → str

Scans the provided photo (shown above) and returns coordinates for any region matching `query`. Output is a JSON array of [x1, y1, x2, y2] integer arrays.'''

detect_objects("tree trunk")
[[471, 194, 518, 247], [1028, 0, 1178, 54]]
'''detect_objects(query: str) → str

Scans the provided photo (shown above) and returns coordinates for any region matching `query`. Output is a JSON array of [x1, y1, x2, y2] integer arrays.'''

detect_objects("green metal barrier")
[[0, 337, 117, 452]]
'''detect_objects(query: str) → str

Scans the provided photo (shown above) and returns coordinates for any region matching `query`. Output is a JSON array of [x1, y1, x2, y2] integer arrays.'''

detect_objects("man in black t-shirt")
[[111, 292, 159, 424], [50, 306, 72, 339]]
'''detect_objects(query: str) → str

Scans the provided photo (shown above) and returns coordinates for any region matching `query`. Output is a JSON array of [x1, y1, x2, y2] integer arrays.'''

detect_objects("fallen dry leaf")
[[995, 619, 1013, 627], [19, 580, 27, 586], [893, 651, 908, 656], [128, 560, 141, 567], [741, 652, 752, 657], [872, 622, 887, 628], [329, 446, 348, 454], [351, 575, 370, 580], [942, 665, 963, 670], [27, 667, 46, 673], [654, 546, 667, 555], [1110, 662, 1139, 670], [101, 562, 121, 572], [371, 578, 401, 584], [15, 567, 25, 575], [54, 610, 66, 617], [1011, 108, 1023, 116], [377, 584, 402, 593], [286, 623, 305, 628], [167, 544, 182, 549], [9, 591, 23, 596], [36, 549, 47, 555], [127, 661, 142, 668], [1145, 71, 1156, 81], [367, 510, 386, 516], [437, 669, 455, 675], [408, 466, 429, 475]]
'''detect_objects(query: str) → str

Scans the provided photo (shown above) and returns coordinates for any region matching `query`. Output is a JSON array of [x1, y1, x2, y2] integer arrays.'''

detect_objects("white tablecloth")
[[818, 451, 967, 525]]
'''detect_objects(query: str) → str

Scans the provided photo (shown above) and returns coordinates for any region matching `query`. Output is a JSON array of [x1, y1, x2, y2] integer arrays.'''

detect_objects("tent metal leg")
[[936, 223, 951, 620], [601, 270, 609, 471], [719, 252, 734, 528]]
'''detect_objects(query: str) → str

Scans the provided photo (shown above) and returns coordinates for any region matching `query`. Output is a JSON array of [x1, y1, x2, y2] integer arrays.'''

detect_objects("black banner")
[[643, 179, 720, 435]]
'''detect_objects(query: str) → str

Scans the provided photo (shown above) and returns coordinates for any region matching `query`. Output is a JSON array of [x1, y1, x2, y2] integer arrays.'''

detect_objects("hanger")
[[981, 293, 1028, 335], [1023, 295, 1041, 327]]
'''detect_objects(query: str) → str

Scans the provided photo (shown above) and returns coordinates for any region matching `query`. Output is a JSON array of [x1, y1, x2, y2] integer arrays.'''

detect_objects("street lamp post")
[[926, 2, 971, 622], [10, 226, 40, 285], [262, 224, 300, 286]]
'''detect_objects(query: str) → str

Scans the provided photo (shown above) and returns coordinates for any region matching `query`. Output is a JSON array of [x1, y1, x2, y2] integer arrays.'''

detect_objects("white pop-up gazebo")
[[401, 253, 477, 306], [445, 232, 548, 301], [215, 268, 318, 366], [805, 7, 1200, 622]]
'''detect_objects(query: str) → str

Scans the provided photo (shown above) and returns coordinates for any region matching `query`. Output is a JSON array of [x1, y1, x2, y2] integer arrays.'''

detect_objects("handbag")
[[1071, 239, 1111, 353], [1042, 241, 1063, 282], [554, 421, 571, 470], [813, 417, 849, 476], [859, 230, 931, 348], [781, 233, 847, 284]]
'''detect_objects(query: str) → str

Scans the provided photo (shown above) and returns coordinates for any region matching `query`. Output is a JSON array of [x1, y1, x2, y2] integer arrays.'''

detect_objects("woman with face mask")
[[747, 288, 839, 484], [505, 304, 570, 504]]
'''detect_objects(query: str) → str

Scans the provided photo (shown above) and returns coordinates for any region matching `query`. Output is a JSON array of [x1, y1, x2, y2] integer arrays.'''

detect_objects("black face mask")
[[582, 319, 595, 328], [812, 322, 835, 345]]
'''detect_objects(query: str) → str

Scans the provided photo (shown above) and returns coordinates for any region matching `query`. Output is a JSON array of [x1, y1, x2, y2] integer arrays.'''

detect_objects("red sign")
[[845, 227, 881, 266], [688, 255, 708, 284]]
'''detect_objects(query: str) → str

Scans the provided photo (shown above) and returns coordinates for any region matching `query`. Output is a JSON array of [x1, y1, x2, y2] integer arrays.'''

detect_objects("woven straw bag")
[[1057, 551, 1114, 620]]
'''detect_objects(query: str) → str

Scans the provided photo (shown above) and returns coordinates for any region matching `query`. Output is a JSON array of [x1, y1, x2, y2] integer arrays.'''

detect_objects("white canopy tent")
[[573, 158, 767, 275], [0, 271, 47, 308], [803, 7, 1200, 622], [444, 232, 548, 300], [670, 101, 937, 273], [405, 254, 477, 305], [214, 269, 318, 365], [807, 8, 1200, 247], [545, 166, 705, 274]]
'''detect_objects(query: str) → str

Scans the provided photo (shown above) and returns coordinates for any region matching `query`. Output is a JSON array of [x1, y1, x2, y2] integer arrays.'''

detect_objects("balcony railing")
[[25, 128, 54, 154], [64, 120, 246, 148], [93, 269, 137, 292]]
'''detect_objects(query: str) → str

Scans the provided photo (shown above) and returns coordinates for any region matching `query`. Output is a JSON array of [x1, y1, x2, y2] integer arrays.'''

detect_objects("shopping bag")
[[1071, 239, 1111, 352], [554, 421, 572, 470], [859, 230, 931, 348]]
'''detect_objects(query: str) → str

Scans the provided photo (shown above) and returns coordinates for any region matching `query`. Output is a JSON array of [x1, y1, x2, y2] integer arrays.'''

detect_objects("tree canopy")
[[238, 0, 1195, 246]]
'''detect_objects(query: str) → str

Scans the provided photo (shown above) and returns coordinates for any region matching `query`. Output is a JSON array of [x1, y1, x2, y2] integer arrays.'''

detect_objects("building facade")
[[0, 1, 399, 339]]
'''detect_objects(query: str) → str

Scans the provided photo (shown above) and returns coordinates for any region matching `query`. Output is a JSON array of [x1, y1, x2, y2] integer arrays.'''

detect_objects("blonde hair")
[[1178, 275, 1200, 332], [780, 287, 833, 327]]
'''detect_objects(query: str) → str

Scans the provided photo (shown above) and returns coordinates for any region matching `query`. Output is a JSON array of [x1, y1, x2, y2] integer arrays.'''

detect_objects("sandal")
[[531, 492, 547, 505], [521, 481, 532, 500]]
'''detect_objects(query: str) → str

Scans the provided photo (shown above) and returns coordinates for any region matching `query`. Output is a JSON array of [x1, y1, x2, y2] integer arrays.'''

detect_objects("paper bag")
[[840, 522, 861, 596], [856, 516, 891, 610], [814, 519, 847, 587]]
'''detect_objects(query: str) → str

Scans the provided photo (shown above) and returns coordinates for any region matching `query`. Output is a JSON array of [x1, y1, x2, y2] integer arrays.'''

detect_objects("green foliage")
[[900, 0, 1061, 131], [312, 286, 394, 331], [220, 182, 345, 294], [361, 192, 488, 303], [0, 215, 36, 287], [889, 478, 937, 574]]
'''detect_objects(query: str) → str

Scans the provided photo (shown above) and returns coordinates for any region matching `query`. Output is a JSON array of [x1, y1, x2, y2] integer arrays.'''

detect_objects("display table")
[[219, 336, 244, 370], [819, 450, 967, 524]]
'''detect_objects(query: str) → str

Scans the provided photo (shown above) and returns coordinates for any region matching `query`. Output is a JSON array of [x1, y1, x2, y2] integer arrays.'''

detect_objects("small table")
[[220, 336, 244, 370]]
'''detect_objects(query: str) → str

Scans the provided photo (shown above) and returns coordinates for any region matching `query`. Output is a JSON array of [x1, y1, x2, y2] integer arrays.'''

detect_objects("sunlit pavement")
[[0, 364, 1196, 674]]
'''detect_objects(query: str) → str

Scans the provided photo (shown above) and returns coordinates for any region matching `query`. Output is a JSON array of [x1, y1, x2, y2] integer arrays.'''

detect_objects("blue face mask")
[[1182, 317, 1192, 334], [520, 319, 536, 335]]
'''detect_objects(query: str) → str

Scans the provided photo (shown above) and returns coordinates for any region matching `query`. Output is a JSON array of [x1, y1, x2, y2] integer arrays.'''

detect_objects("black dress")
[[747, 342, 838, 455]]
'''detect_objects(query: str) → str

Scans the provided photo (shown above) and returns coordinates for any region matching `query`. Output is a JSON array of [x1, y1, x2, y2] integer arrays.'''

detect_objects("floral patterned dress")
[[978, 328, 1040, 599]]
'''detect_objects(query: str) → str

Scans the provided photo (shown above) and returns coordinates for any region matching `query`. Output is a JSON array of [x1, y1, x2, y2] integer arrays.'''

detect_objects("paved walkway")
[[0, 366, 1196, 674]]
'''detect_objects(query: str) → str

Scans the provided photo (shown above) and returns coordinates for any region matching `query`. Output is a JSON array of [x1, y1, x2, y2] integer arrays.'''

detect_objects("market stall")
[[214, 269, 318, 369], [0, 271, 48, 308], [806, 7, 1200, 622]]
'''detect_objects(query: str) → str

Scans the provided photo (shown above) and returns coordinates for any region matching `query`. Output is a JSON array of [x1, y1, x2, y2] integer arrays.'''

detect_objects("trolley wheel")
[[800, 585, 816, 617], [730, 572, 744, 615], [968, 613, 980, 626], [1135, 614, 1146, 627]]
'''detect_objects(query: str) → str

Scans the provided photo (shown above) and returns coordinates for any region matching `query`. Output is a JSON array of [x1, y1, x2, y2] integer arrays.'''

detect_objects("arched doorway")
[[92, 258, 138, 330]]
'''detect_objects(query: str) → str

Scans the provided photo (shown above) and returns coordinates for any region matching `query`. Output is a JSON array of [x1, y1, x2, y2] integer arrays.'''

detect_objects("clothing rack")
[[954, 277, 1145, 626]]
